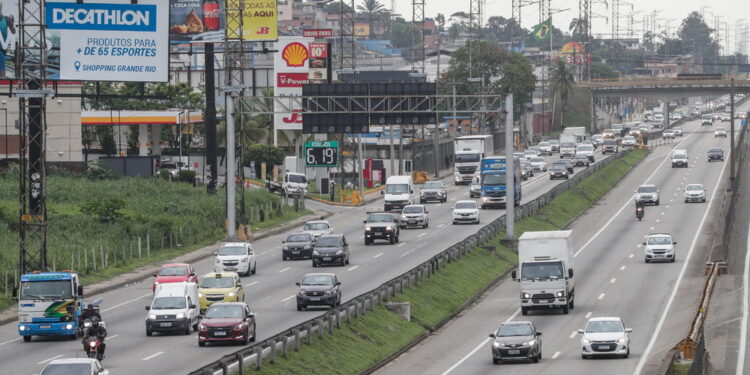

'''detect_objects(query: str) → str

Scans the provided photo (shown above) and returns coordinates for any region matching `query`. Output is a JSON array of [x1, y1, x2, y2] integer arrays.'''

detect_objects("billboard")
[[169, 0, 225, 43], [242, 0, 278, 41], [48, 0, 169, 82], [308, 42, 328, 83], [556, 42, 591, 65], [274, 36, 308, 132]]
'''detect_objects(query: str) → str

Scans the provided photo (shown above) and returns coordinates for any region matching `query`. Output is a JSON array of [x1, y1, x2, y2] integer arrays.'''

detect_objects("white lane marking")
[[598, 293, 606, 300], [418, 233, 427, 238], [0, 337, 21, 347], [359, 235, 364, 239], [37, 354, 63, 365], [551, 351, 562, 359], [629, 254, 635, 259], [656, 219, 661, 223], [661, 211, 665, 216], [142, 351, 164, 361], [102, 293, 152, 313], [279, 267, 290, 273], [107, 334, 120, 340], [585, 311, 592, 319], [620, 265, 626, 271], [650, 227, 655, 231], [736, 221, 750, 375], [348, 265, 359, 271], [637, 244, 642, 248], [282, 295, 295, 302], [440, 309, 520, 375], [634, 151, 729, 375], [439, 224, 445, 228], [569, 331, 577, 339], [666, 205, 670, 209], [398, 243, 406, 247], [610, 278, 617, 284], [670, 199, 674, 202], [246, 281, 259, 287], [373, 253, 383, 258]]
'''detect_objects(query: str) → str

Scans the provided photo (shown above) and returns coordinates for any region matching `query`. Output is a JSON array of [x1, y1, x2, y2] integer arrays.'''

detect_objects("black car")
[[295, 273, 341, 310], [707, 147, 724, 162], [363, 213, 400, 245], [490, 321, 542, 364], [573, 154, 591, 167], [312, 234, 350, 267], [549, 165, 569, 180], [554, 159, 574, 174], [282, 233, 314, 260]]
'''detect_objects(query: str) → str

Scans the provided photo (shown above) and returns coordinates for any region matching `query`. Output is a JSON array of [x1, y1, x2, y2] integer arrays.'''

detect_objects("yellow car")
[[198, 272, 245, 312]]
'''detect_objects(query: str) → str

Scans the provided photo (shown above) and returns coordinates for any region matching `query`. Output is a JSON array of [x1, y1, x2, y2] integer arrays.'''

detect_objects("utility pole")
[[434, 38, 441, 178], [205, 44, 218, 194], [730, 78, 736, 182], [505, 94, 515, 240]]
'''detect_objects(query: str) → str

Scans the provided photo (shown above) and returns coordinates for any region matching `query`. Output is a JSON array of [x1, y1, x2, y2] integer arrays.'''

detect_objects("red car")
[[152, 263, 198, 292], [198, 302, 256, 346]]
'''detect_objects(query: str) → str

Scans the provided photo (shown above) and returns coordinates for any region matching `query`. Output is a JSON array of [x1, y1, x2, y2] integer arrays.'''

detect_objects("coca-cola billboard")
[[169, 0, 225, 43]]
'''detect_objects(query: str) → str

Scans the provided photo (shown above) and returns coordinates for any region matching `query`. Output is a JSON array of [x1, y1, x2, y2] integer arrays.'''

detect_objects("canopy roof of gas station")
[[81, 110, 203, 125]]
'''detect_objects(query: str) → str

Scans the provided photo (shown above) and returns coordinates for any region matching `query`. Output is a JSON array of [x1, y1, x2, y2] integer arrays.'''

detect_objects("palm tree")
[[550, 59, 575, 130], [569, 17, 588, 38], [357, 0, 386, 39]]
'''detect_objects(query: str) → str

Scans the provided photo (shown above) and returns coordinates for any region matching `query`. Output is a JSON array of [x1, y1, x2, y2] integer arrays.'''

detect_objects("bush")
[[177, 170, 196, 183], [85, 161, 120, 180], [80, 198, 125, 223], [158, 168, 172, 180]]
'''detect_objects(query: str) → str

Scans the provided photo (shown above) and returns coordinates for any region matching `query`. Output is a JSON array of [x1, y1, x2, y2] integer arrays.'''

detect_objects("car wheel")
[[582, 354, 589, 359], [312, 260, 318, 267], [184, 324, 191, 335], [250, 326, 257, 342], [703, 198, 706, 203], [562, 305, 569, 314], [493, 358, 500, 364], [424, 222, 428, 229], [251, 263, 257, 275], [198, 341, 206, 347], [624, 348, 630, 359], [532, 354, 539, 363], [146, 329, 153, 337], [283, 255, 287, 260], [193, 321, 199, 331], [645, 258, 650, 263], [297, 304, 303, 311], [521, 307, 529, 316], [569, 299, 575, 309], [22, 336, 31, 342], [420, 200, 424, 204], [452, 221, 456, 225], [345, 257, 350, 265], [671, 256, 676, 263], [389, 236, 395, 245], [550, 176, 554, 180]]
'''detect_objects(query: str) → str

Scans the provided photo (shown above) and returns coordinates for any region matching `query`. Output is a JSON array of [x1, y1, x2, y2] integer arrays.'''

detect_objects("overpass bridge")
[[578, 77, 750, 99]]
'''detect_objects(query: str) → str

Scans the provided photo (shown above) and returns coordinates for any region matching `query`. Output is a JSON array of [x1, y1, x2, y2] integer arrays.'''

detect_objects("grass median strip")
[[243, 149, 648, 374]]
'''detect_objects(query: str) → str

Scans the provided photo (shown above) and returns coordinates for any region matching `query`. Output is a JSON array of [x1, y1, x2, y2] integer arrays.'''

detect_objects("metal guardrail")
[[188, 150, 634, 375]]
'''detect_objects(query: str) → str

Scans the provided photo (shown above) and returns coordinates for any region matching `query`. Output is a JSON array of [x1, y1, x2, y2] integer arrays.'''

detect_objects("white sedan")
[[529, 157, 548, 172], [684, 184, 706, 203], [579, 317, 632, 359], [714, 127, 727, 137], [41, 358, 109, 375], [451, 200, 480, 225], [621, 136, 636, 147]]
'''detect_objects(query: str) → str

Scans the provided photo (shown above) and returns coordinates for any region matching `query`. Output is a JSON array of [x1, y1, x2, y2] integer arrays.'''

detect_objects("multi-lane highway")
[[374, 110, 744, 375], [4, 139, 613, 374]]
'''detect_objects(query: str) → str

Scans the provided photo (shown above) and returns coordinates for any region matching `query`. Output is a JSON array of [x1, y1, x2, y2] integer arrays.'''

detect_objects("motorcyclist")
[[80, 304, 101, 322], [82, 318, 107, 358], [635, 199, 645, 218]]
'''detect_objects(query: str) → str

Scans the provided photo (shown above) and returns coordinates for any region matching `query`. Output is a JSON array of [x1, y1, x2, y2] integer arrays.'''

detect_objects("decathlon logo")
[[46, 2, 157, 32]]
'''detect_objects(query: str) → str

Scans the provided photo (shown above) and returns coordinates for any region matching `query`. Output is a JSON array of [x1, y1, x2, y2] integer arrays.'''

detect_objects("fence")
[[189, 149, 635, 375]]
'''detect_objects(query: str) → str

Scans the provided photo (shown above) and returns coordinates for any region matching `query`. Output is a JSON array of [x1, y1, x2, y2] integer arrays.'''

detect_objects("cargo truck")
[[479, 156, 521, 209], [453, 135, 494, 185], [16, 271, 85, 341]]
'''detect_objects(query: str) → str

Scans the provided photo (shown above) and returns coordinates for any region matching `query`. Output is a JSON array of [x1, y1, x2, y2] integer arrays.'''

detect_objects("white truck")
[[512, 230, 575, 315], [453, 135, 494, 185], [558, 134, 577, 158], [562, 127, 587, 143]]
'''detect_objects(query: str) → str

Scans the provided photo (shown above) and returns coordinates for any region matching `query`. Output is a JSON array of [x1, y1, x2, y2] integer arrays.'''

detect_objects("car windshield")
[[552, 165, 566, 170], [604, 140, 616, 145], [301, 275, 334, 286], [385, 184, 409, 194], [454, 202, 477, 209], [288, 174, 306, 183], [709, 148, 722, 153], [717, 128, 726, 131], [402, 206, 424, 214], [316, 237, 342, 247], [539, 142, 550, 147], [151, 296, 186, 310], [673, 154, 686, 160], [303, 223, 328, 231], [218, 246, 246, 256], [575, 155, 587, 159], [586, 320, 624, 333], [496, 324, 535, 337], [482, 174, 506, 186], [286, 234, 311, 242], [550, 140, 559, 144], [368, 214, 394, 222], [687, 185, 703, 191], [423, 182, 442, 189], [41, 363, 91, 375], [205, 305, 245, 319], [20, 280, 72, 300], [702, 115, 712, 119], [521, 261, 564, 280], [638, 186, 657, 193], [578, 145, 594, 151], [524, 151, 536, 156], [455, 154, 480, 163], [561, 142, 575, 148], [624, 136, 634, 141], [158, 266, 187, 276], [648, 236, 673, 245], [161, 163, 178, 169], [201, 277, 234, 289], [530, 157, 544, 163]]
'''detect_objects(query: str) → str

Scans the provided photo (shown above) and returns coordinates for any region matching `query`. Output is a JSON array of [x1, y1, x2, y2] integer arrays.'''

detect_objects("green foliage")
[[484, 16, 527, 42], [244, 144, 286, 170], [82, 82, 204, 111], [80, 198, 125, 223], [590, 62, 618, 79], [158, 168, 172, 180], [385, 18, 415, 49], [85, 161, 120, 181], [177, 170, 197, 183]]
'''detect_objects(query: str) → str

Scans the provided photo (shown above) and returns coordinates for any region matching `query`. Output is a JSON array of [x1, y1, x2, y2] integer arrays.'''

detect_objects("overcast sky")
[[389, 0, 746, 54]]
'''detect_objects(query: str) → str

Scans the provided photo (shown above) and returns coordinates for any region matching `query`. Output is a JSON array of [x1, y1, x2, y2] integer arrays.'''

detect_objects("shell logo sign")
[[282, 42, 309, 67]]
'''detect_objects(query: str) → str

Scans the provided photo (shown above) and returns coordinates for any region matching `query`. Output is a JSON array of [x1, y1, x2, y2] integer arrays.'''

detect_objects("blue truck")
[[16, 271, 84, 341], [480, 156, 522, 209]]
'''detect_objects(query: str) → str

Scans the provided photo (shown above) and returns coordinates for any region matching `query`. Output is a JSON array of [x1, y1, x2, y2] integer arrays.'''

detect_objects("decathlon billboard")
[[46, 0, 169, 82]]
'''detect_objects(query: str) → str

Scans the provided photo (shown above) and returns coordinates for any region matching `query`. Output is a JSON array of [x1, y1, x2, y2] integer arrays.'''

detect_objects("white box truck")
[[453, 135, 494, 185], [512, 231, 575, 315], [562, 127, 587, 143]]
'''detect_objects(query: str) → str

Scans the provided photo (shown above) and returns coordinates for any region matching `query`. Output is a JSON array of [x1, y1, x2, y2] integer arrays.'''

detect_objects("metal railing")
[[189, 150, 635, 375]]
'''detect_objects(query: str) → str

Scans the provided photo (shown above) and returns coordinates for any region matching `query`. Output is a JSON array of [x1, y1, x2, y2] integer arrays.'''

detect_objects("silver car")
[[419, 181, 447, 203], [400, 205, 429, 229], [579, 317, 632, 359], [684, 184, 706, 203]]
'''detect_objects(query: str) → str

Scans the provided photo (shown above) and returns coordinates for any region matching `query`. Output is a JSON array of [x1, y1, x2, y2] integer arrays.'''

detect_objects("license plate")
[[408, 220, 416, 224], [40, 325, 51, 329], [214, 331, 226, 336], [655, 255, 664, 258], [292, 251, 300, 254], [225, 267, 237, 271], [323, 257, 331, 261], [538, 299, 548, 303], [508, 349, 520, 355], [309, 297, 321, 301], [160, 322, 172, 327], [598, 345, 610, 350]]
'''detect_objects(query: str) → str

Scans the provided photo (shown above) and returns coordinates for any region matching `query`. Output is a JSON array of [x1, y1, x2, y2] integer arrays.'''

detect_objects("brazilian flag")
[[532, 18, 552, 41]]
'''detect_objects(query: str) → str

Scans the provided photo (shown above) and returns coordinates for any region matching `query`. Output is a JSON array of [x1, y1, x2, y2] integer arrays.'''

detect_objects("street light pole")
[[730, 77, 736, 183]]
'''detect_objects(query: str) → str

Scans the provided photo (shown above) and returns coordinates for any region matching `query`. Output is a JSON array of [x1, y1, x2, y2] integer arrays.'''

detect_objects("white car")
[[452, 200, 480, 225], [684, 184, 706, 203], [662, 129, 675, 139], [469, 174, 481, 198], [215, 242, 257, 276], [41, 358, 109, 375], [673, 127, 683, 136], [400, 204, 429, 229], [301, 220, 332, 239], [635, 184, 659, 205], [621, 136, 636, 147], [538, 142, 552, 155], [579, 317, 632, 359], [529, 157, 548, 172], [643, 233, 677, 263], [714, 127, 727, 137], [523, 150, 538, 159], [591, 135, 604, 146], [575, 144, 595, 162], [720, 113, 731, 122]]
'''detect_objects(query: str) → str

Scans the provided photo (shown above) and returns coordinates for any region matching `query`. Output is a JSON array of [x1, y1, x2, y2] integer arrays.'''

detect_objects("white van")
[[671, 149, 688, 168], [383, 175, 415, 211], [145, 282, 200, 336]]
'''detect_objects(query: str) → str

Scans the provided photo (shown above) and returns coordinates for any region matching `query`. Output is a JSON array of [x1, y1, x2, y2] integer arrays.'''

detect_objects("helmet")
[[87, 304, 95, 310], [91, 318, 99, 327]]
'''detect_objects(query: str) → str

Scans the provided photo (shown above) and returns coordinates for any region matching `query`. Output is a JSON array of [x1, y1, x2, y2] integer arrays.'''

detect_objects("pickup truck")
[[267, 172, 308, 197]]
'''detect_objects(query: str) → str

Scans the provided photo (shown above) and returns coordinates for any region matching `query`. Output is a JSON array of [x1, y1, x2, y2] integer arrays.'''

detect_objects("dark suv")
[[282, 233, 314, 260], [364, 213, 400, 245], [296, 273, 341, 310], [312, 234, 350, 267], [489, 321, 542, 364], [707, 147, 724, 162]]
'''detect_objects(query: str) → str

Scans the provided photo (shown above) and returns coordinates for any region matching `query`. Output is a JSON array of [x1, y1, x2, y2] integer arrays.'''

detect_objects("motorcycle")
[[77, 298, 104, 337], [84, 335, 103, 360], [636, 206, 644, 221]]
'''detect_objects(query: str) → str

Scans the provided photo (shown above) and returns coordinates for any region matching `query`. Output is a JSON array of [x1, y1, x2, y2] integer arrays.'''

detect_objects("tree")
[[550, 59, 575, 129], [590, 62, 617, 79], [386, 18, 415, 49], [677, 12, 721, 72], [448, 23, 461, 42], [435, 13, 446, 32], [449, 12, 469, 30], [357, 0, 387, 39], [244, 144, 285, 179], [326, 1, 353, 13], [569, 17, 588, 41]]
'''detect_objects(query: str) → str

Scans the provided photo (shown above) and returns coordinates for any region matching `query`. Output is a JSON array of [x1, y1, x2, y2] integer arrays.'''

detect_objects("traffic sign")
[[304, 141, 339, 167]]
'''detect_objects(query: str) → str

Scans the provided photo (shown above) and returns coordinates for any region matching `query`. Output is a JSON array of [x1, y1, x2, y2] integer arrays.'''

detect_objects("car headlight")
[[198, 292, 204, 298], [385, 226, 392, 231], [335, 250, 344, 256], [556, 291, 564, 298], [241, 257, 249, 263], [521, 293, 531, 299], [313, 250, 320, 256], [234, 323, 245, 330], [148, 314, 157, 320], [325, 290, 334, 295], [298, 290, 306, 296], [618, 338, 627, 345], [176, 313, 185, 319], [582, 338, 591, 345], [493, 341, 505, 348], [282, 246, 289, 251], [19, 325, 26, 331], [482, 197, 489, 203], [154, 281, 160, 285], [524, 339, 536, 346], [228, 291, 236, 297], [65, 324, 73, 330], [304, 245, 312, 250], [215, 258, 220, 263], [199, 324, 206, 330], [365, 226, 372, 231], [420, 192, 425, 197]]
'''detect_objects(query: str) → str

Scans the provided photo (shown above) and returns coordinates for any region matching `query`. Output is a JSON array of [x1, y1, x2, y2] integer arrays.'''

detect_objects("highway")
[[373, 111, 743, 375], [4, 141, 611, 374]]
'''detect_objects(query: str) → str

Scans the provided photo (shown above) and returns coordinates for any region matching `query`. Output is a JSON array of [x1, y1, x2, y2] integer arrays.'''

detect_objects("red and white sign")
[[309, 43, 328, 58], [304, 29, 333, 38], [274, 37, 309, 133], [308, 42, 328, 83]]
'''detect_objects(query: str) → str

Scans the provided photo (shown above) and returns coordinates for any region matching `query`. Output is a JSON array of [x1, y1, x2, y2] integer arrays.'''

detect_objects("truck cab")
[[383, 175, 414, 211], [453, 135, 494, 185], [17, 272, 84, 341], [480, 157, 521, 209]]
